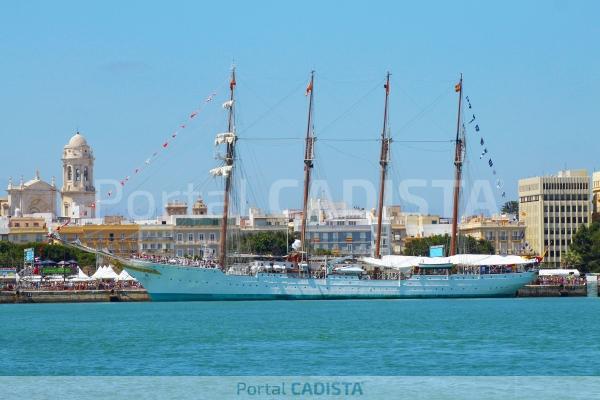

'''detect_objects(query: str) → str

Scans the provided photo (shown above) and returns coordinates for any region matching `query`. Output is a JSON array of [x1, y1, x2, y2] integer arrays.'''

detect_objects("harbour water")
[[2, 297, 600, 376]]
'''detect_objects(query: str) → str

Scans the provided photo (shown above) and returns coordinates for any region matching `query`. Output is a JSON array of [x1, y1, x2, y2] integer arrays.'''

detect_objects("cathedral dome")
[[65, 132, 88, 148]]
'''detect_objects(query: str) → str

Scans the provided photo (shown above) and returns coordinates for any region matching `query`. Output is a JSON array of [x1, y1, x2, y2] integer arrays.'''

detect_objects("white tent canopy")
[[91, 265, 119, 280], [68, 267, 92, 282], [538, 269, 580, 277], [362, 254, 538, 271], [117, 270, 137, 282]]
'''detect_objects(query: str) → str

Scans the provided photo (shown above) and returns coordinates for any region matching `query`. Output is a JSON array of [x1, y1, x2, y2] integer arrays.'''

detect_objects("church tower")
[[61, 132, 96, 218]]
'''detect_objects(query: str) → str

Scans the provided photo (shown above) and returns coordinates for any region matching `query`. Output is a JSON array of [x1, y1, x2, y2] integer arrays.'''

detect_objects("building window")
[[67, 166, 72, 181], [83, 167, 88, 181], [209, 233, 216, 241], [198, 233, 204, 241], [188, 233, 194, 242], [177, 233, 183, 242], [75, 168, 81, 181], [176, 249, 183, 257]]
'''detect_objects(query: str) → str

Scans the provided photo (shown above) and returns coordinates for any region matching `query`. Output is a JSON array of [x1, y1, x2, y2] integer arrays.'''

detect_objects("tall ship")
[[55, 69, 538, 300]]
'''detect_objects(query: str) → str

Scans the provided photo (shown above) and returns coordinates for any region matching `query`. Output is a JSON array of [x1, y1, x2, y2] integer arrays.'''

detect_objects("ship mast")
[[217, 67, 237, 268], [450, 74, 464, 256], [375, 72, 391, 259], [300, 71, 315, 261]]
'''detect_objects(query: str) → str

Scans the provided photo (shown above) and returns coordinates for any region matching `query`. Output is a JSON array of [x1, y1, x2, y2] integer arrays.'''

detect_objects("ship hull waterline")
[[124, 261, 537, 302]]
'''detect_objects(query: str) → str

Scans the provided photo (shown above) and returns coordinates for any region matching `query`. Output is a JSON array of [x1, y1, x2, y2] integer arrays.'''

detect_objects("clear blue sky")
[[1, 0, 599, 217]]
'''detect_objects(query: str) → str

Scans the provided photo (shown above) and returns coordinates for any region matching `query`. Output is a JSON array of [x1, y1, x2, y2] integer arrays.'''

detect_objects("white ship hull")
[[125, 261, 537, 301]]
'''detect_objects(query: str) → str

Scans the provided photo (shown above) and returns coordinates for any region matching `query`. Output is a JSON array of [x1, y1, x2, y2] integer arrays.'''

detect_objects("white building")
[[61, 132, 96, 218], [297, 198, 391, 257], [5, 172, 57, 216]]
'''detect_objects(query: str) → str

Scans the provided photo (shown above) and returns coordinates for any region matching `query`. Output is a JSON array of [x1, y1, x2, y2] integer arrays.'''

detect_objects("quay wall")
[[0, 289, 149, 304], [517, 285, 587, 297]]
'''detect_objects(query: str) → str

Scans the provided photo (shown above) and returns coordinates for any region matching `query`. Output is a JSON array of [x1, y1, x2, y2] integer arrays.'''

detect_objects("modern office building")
[[518, 169, 591, 267], [593, 171, 600, 222]]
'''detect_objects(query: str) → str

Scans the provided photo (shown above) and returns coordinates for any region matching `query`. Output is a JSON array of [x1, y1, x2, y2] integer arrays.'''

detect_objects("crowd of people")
[[132, 254, 219, 268], [533, 275, 586, 287], [15, 279, 143, 291]]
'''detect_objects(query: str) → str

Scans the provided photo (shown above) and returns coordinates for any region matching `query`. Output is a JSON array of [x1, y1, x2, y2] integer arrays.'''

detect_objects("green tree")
[[402, 234, 494, 256], [239, 231, 291, 256], [561, 249, 583, 268], [567, 222, 600, 273], [313, 248, 333, 256], [0, 241, 96, 268], [501, 200, 519, 219]]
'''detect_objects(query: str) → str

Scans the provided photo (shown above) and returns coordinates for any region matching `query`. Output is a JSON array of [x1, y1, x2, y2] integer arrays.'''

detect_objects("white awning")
[[361, 254, 537, 270], [334, 265, 365, 274], [538, 269, 580, 277]]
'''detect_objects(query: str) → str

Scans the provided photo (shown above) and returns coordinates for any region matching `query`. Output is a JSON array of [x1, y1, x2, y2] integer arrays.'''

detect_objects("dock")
[[517, 284, 587, 297], [0, 289, 149, 304]]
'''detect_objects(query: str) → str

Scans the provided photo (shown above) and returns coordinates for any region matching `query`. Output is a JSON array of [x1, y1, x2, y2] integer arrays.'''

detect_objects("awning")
[[538, 269, 580, 277]]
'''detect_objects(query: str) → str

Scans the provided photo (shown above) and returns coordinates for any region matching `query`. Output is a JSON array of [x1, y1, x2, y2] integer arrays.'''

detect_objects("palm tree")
[[501, 201, 519, 219]]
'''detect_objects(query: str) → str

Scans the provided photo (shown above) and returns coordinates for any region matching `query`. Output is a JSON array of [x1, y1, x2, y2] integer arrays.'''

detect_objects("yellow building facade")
[[7, 216, 48, 244], [459, 215, 526, 255], [59, 223, 139, 258]]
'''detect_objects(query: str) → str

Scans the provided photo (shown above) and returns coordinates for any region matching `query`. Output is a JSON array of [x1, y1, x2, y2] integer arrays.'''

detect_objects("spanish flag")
[[305, 80, 313, 96], [384, 82, 390, 95], [230, 77, 236, 91], [454, 82, 461, 93]]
